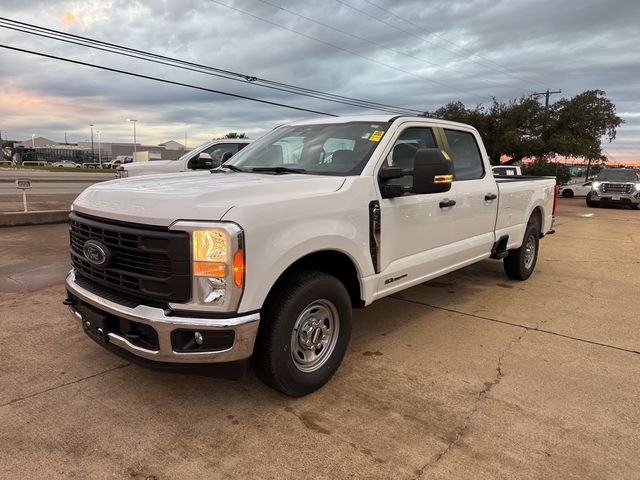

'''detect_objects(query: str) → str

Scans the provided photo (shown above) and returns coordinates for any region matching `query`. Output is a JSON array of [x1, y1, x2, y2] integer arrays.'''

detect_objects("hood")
[[73, 171, 346, 226], [124, 160, 175, 169]]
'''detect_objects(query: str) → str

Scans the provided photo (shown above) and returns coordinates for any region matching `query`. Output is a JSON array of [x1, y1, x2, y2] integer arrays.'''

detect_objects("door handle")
[[484, 193, 497, 201], [439, 199, 456, 208]]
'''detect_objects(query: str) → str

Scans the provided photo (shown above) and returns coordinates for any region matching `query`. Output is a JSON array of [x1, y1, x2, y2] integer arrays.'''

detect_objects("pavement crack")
[[0, 363, 130, 408], [412, 329, 528, 479]]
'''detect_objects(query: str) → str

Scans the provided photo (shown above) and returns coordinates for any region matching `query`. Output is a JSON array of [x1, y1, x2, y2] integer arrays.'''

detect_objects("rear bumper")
[[65, 270, 260, 364]]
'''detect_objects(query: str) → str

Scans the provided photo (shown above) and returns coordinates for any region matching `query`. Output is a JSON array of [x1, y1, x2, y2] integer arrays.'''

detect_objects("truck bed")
[[495, 176, 556, 250]]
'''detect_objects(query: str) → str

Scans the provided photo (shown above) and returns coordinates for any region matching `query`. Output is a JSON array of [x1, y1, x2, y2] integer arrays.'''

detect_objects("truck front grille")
[[69, 212, 191, 305], [601, 183, 633, 194]]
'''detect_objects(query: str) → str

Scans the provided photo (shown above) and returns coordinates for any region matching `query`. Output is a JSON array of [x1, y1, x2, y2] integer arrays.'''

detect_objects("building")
[[12, 138, 190, 164]]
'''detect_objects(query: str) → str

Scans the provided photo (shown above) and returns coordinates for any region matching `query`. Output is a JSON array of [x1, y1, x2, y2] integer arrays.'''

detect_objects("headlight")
[[592, 181, 600, 190], [636, 183, 640, 191], [169, 222, 244, 312]]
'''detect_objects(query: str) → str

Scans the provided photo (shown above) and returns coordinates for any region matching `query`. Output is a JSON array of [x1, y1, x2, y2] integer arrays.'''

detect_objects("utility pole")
[[531, 89, 562, 177], [90, 124, 95, 162], [531, 88, 562, 109]]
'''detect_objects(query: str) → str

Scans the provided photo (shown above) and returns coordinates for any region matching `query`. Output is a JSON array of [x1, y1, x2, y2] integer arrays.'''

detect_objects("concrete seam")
[[0, 363, 130, 409], [391, 296, 640, 356]]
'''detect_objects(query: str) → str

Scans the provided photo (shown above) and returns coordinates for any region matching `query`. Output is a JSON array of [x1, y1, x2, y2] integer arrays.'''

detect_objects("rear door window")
[[444, 129, 484, 181]]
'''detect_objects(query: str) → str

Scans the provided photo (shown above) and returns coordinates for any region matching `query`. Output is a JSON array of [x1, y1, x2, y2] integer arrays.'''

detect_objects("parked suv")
[[586, 168, 640, 209]]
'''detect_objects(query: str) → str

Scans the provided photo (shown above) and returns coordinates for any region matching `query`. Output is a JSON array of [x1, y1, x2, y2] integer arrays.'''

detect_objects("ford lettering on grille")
[[83, 239, 111, 268]]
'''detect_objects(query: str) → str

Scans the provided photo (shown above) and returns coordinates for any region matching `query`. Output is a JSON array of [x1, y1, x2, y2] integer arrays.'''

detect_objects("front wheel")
[[586, 193, 599, 207], [252, 270, 352, 397], [504, 224, 539, 280]]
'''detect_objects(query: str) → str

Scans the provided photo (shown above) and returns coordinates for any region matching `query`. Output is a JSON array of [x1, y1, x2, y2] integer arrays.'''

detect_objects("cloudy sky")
[[1, 0, 638, 162]]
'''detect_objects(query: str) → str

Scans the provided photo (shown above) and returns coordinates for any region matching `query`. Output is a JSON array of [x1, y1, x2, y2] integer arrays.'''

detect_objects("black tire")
[[504, 223, 539, 281], [586, 194, 599, 208], [631, 204, 639, 210], [561, 189, 574, 198], [252, 270, 352, 397]]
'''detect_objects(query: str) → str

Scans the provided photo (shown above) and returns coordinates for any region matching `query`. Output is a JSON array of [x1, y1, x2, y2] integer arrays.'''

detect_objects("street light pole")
[[90, 124, 94, 162], [97, 130, 102, 167], [127, 118, 137, 159], [31, 133, 35, 148]]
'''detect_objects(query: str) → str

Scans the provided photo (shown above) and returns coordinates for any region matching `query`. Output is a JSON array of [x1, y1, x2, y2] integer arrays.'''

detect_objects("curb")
[[0, 210, 70, 227]]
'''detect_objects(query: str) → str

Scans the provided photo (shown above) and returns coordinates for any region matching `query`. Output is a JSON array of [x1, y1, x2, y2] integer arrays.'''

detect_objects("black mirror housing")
[[412, 149, 453, 194]]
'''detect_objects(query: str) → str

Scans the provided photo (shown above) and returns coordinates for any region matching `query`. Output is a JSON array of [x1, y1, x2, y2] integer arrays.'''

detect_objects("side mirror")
[[412, 149, 453, 194], [188, 152, 213, 170], [221, 151, 234, 163]]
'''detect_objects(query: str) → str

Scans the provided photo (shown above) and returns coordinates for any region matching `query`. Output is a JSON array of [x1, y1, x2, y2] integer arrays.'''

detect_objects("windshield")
[[224, 121, 391, 176], [597, 169, 639, 182]]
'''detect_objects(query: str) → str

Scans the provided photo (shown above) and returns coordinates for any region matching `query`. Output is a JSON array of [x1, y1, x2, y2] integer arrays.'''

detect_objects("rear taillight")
[[552, 184, 558, 215]]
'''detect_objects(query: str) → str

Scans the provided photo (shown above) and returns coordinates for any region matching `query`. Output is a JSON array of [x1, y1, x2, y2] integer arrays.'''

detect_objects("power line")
[[0, 16, 422, 115], [208, 0, 489, 101], [0, 44, 340, 117], [335, 0, 550, 90], [258, 0, 525, 94]]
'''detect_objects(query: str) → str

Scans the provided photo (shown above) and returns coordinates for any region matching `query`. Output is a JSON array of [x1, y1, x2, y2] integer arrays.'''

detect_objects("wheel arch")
[[263, 249, 363, 310]]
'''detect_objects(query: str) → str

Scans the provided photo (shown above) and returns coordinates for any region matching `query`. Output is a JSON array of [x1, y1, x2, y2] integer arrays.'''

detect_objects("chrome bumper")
[[65, 270, 260, 363]]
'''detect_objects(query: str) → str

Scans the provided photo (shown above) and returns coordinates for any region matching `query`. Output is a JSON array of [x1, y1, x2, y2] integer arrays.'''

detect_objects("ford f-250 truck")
[[64, 115, 556, 396]]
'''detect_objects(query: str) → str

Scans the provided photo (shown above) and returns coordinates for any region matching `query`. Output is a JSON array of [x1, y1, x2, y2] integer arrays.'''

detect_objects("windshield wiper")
[[251, 167, 307, 174], [217, 164, 245, 172]]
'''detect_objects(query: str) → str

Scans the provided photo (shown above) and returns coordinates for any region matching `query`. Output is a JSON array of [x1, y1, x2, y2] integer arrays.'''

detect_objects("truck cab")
[[116, 139, 252, 178]]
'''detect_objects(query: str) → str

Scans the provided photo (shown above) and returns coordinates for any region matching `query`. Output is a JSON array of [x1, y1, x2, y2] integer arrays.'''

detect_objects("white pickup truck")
[[65, 115, 556, 396], [115, 139, 252, 178]]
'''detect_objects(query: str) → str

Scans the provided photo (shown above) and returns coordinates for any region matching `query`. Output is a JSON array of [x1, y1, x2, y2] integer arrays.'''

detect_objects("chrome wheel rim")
[[290, 299, 339, 373], [523, 235, 536, 269]]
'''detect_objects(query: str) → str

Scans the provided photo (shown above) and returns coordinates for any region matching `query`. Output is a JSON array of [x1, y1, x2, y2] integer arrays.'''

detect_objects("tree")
[[522, 159, 572, 185], [430, 90, 623, 170], [224, 132, 247, 139]]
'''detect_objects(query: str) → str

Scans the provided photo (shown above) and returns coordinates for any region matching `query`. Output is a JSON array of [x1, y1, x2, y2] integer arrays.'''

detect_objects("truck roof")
[[289, 115, 474, 130]]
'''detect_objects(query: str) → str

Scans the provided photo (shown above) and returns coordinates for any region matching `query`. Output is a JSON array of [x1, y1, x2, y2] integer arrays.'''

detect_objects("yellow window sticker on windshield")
[[369, 130, 385, 142]]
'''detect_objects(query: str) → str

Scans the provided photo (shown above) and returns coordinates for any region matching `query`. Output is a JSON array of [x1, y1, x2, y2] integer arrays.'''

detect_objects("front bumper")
[[65, 270, 260, 364], [590, 192, 640, 205]]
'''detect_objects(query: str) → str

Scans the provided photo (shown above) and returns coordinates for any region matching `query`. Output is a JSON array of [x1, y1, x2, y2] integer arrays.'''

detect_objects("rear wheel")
[[504, 223, 539, 280], [252, 270, 352, 397], [561, 189, 574, 198]]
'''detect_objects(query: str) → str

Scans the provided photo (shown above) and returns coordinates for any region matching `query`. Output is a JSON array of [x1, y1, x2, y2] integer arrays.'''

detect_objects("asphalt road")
[[0, 169, 113, 212], [1, 198, 639, 479]]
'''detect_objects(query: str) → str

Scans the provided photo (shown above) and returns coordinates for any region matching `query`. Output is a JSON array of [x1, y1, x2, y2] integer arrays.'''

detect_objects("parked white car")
[[116, 139, 252, 178], [52, 160, 81, 168], [66, 115, 556, 396], [559, 181, 592, 198]]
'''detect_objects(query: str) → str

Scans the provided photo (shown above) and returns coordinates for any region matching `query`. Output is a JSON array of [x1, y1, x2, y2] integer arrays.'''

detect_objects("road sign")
[[15, 178, 31, 212], [16, 178, 32, 189]]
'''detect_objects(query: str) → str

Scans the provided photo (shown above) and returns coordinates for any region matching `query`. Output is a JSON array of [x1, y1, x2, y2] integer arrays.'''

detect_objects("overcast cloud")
[[1, 0, 638, 162]]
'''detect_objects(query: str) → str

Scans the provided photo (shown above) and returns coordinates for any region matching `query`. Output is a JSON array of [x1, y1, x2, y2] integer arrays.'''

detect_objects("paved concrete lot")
[[0, 169, 112, 212], [1, 198, 639, 479]]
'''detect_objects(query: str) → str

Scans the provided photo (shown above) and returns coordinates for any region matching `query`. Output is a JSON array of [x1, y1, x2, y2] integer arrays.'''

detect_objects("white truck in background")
[[65, 115, 556, 396], [116, 139, 252, 178], [492, 165, 522, 176]]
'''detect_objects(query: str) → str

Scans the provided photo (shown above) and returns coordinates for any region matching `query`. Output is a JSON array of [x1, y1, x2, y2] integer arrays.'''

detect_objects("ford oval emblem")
[[83, 239, 111, 268]]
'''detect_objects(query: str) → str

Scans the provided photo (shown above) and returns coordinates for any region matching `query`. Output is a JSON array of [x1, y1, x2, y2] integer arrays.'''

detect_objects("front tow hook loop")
[[63, 298, 76, 306]]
